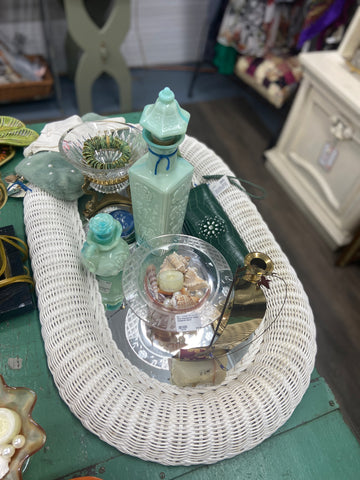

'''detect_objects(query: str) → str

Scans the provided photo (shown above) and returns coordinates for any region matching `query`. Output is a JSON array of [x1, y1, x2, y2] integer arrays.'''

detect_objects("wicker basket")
[[23, 134, 316, 466], [0, 55, 54, 104]]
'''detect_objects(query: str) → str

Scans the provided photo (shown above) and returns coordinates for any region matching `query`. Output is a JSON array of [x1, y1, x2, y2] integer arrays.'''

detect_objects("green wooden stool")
[[63, 0, 132, 115]]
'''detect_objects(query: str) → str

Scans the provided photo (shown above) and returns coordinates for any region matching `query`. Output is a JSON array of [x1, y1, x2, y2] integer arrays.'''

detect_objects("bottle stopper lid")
[[140, 87, 190, 140], [89, 213, 122, 244]]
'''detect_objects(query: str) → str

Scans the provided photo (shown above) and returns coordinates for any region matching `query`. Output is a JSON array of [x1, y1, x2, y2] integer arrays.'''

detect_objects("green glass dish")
[[0, 117, 38, 147]]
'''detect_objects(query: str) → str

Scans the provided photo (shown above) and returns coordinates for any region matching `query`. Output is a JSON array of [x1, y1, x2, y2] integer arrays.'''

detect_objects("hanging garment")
[[298, 0, 344, 47], [217, 0, 271, 57], [297, 0, 356, 49], [216, 0, 305, 57]]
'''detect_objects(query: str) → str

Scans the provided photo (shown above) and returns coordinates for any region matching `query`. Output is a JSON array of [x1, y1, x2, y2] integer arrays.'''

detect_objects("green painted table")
[[1, 116, 360, 480]]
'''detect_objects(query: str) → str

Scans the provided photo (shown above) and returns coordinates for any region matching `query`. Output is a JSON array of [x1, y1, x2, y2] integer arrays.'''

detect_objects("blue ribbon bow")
[[148, 146, 178, 175]]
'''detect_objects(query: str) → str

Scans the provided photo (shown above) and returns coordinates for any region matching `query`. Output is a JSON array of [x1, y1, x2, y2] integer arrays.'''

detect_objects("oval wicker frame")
[[23, 135, 316, 466]]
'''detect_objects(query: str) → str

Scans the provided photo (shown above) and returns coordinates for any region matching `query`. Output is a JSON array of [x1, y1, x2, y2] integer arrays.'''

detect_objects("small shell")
[[160, 252, 190, 273], [146, 264, 159, 300], [158, 257, 175, 272], [173, 291, 199, 309], [183, 267, 209, 290]]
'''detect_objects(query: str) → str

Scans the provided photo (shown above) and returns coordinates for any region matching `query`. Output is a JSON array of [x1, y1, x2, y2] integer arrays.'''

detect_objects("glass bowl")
[[0, 375, 46, 480], [58, 121, 147, 193], [122, 234, 233, 332]]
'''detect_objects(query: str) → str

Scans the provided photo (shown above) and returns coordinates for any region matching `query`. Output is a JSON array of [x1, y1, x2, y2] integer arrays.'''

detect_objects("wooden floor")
[[185, 97, 360, 443]]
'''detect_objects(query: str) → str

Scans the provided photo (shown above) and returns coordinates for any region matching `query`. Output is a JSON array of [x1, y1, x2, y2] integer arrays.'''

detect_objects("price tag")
[[209, 175, 231, 198], [318, 142, 338, 171], [175, 312, 202, 332]]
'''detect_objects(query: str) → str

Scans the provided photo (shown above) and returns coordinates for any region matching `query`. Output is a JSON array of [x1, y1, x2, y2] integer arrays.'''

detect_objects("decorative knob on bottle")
[[140, 86, 190, 144]]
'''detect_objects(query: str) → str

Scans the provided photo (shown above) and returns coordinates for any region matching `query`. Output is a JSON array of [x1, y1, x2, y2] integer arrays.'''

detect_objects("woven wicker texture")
[[23, 135, 316, 465]]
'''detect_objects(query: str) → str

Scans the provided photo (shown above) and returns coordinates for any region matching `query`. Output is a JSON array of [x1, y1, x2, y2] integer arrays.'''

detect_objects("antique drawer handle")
[[330, 116, 353, 140]]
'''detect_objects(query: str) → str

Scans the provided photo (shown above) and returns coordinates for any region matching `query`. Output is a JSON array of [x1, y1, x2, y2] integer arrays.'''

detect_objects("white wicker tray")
[[23, 135, 316, 466]]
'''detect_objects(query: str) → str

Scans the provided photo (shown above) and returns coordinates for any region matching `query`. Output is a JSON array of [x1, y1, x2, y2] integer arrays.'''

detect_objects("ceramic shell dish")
[[0, 376, 46, 480]]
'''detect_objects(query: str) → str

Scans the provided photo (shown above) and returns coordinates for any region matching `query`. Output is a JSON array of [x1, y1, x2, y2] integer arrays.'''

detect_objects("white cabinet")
[[265, 50, 360, 248]]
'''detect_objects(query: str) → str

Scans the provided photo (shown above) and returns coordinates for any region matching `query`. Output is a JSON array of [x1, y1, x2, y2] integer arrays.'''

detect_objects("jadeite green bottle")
[[81, 213, 130, 310], [129, 87, 194, 245]]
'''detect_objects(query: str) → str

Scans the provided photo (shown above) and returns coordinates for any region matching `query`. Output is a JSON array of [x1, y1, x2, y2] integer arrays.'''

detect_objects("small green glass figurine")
[[81, 213, 130, 310]]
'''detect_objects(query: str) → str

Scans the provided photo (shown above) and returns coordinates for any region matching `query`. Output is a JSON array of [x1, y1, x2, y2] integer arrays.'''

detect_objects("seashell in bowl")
[[144, 250, 210, 314]]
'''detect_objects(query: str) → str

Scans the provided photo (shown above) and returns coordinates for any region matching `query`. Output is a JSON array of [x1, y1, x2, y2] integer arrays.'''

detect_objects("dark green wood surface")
[[1, 116, 360, 480]]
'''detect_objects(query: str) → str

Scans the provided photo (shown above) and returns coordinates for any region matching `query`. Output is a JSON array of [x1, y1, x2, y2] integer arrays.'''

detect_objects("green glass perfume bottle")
[[81, 213, 130, 310], [129, 87, 194, 245]]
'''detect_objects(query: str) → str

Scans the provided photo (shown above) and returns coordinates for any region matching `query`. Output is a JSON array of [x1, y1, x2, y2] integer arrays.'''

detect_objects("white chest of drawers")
[[265, 50, 360, 248]]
